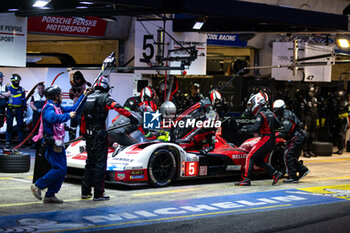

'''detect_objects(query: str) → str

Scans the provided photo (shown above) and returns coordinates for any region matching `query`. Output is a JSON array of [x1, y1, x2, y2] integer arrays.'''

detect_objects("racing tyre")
[[268, 145, 286, 176], [0, 153, 30, 173], [148, 148, 176, 187], [312, 141, 333, 156]]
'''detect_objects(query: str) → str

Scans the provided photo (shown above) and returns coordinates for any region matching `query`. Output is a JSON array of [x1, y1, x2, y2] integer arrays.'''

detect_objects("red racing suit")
[[240, 108, 279, 178], [174, 98, 218, 154]]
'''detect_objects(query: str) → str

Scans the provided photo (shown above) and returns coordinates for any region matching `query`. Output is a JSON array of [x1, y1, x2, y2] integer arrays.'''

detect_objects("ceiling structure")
[[0, 0, 348, 33]]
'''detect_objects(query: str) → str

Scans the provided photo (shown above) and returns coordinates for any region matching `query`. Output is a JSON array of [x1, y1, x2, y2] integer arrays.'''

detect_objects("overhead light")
[[336, 36, 350, 49], [33, 0, 51, 8], [101, 16, 117, 22], [76, 6, 88, 9], [73, 16, 86, 21], [7, 9, 19, 12], [337, 39, 350, 48], [80, 1, 94, 4], [192, 16, 207, 30], [193, 22, 204, 30]]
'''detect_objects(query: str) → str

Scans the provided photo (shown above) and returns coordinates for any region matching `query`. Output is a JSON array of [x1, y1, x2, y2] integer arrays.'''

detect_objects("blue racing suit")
[[35, 95, 85, 198], [6, 85, 25, 142]]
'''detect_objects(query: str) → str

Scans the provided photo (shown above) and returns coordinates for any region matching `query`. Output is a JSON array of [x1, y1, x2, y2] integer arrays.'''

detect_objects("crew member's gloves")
[[199, 148, 209, 155], [36, 109, 42, 113], [157, 130, 170, 142], [128, 115, 139, 126]]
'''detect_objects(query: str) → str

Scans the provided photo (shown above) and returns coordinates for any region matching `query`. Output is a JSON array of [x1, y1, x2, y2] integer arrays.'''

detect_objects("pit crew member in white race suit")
[[272, 99, 310, 183], [80, 76, 138, 201], [236, 92, 283, 186]]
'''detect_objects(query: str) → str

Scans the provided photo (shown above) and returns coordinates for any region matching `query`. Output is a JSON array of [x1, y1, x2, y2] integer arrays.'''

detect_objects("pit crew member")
[[272, 99, 310, 183], [80, 76, 138, 201], [236, 92, 283, 186]]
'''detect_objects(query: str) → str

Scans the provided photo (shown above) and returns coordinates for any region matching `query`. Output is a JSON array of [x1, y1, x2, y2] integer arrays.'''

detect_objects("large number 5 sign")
[[139, 35, 155, 63], [185, 162, 198, 176]]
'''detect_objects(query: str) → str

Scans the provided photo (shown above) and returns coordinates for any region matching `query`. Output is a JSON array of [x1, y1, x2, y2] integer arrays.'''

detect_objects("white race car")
[[66, 134, 286, 187]]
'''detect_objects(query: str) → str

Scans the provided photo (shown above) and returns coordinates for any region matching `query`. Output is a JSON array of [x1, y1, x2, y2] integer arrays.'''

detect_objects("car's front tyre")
[[148, 148, 176, 187]]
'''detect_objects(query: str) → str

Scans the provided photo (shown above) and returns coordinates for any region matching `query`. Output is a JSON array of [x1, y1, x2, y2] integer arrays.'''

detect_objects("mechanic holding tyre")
[[272, 99, 310, 183], [31, 85, 85, 204], [80, 76, 138, 201], [236, 91, 283, 186]]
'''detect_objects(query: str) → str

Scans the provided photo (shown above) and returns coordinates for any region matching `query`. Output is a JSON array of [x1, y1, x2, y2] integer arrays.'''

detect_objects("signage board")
[[28, 16, 106, 37], [0, 13, 27, 67]]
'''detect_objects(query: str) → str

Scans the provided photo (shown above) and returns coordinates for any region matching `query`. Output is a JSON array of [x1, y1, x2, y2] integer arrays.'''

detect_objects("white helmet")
[[272, 99, 286, 116], [247, 92, 268, 115], [272, 99, 286, 111], [209, 89, 222, 105], [94, 76, 110, 92], [140, 86, 156, 102]]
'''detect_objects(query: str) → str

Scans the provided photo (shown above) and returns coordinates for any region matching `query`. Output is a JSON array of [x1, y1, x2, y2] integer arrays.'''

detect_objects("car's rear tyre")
[[268, 145, 286, 176], [0, 153, 30, 173], [148, 148, 176, 187]]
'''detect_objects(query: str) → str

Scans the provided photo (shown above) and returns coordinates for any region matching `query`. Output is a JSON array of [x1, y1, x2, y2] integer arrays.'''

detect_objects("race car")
[[66, 133, 286, 187]]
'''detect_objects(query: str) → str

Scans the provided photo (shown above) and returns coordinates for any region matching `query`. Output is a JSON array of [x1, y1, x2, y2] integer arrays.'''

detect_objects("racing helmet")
[[140, 86, 156, 102], [308, 86, 315, 97], [272, 99, 286, 117], [337, 90, 345, 101], [247, 92, 267, 116], [0, 72, 3, 78], [44, 85, 62, 100], [209, 89, 222, 105], [11, 74, 21, 87], [11, 74, 21, 82], [94, 76, 110, 92]]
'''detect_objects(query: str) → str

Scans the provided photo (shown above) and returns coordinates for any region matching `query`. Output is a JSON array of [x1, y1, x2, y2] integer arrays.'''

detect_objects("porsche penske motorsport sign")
[[0, 14, 27, 67]]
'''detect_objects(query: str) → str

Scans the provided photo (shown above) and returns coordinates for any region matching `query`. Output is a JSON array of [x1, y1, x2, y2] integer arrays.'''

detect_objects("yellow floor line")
[[0, 196, 115, 208], [0, 187, 29, 190], [303, 158, 350, 163], [51, 204, 292, 233], [304, 176, 350, 181]]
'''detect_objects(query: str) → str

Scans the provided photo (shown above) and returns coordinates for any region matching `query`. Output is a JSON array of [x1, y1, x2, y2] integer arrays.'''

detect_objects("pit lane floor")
[[1, 149, 350, 232]]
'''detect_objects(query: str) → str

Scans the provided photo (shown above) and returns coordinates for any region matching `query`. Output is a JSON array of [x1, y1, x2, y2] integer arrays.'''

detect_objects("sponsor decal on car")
[[117, 173, 125, 180], [231, 154, 246, 159], [130, 175, 145, 179]]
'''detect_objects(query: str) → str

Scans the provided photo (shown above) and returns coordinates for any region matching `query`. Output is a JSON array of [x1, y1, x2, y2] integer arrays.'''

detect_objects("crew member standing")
[[5, 74, 26, 147], [301, 87, 318, 157], [31, 85, 85, 203], [333, 90, 348, 155], [236, 92, 283, 186], [184, 83, 204, 110], [0, 72, 8, 128], [272, 99, 310, 183], [81, 76, 138, 201], [30, 83, 46, 149], [68, 71, 90, 140]]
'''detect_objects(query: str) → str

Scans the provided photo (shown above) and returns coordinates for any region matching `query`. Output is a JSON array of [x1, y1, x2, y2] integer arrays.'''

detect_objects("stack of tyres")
[[0, 150, 30, 173]]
